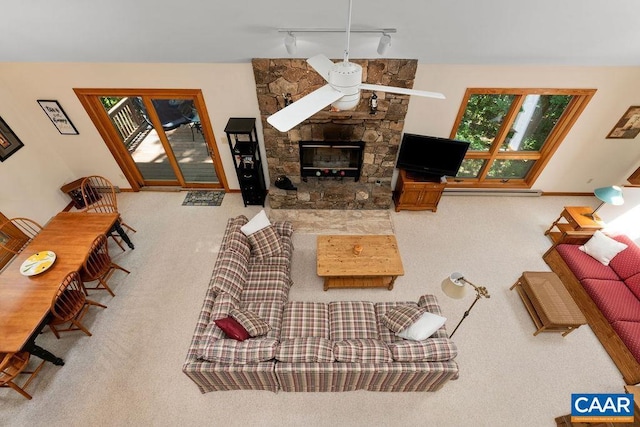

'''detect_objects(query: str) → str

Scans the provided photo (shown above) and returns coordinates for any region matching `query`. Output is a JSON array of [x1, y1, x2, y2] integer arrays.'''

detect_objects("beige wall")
[[0, 62, 639, 223]]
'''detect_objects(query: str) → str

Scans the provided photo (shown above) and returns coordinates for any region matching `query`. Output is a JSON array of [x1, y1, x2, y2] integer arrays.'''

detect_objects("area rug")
[[181, 191, 225, 206], [268, 209, 394, 235]]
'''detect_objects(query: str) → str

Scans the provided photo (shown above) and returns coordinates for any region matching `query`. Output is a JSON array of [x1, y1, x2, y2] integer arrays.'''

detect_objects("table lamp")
[[441, 273, 490, 338], [583, 185, 624, 219]]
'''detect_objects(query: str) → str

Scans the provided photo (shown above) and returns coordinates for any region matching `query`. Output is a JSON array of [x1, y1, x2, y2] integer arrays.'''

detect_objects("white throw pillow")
[[240, 209, 271, 236], [396, 311, 447, 341], [579, 230, 628, 266]]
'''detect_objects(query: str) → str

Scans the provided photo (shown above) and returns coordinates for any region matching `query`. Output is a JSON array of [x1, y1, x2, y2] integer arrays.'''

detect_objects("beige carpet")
[[0, 191, 627, 427]]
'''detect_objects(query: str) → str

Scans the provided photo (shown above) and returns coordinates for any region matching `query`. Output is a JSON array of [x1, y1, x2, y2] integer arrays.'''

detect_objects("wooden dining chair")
[[0, 217, 43, 255], [80, 175, 136, 251], [0, 351, 45, 400], [48, 271, 107, 339], [80, 234, 130, 297]]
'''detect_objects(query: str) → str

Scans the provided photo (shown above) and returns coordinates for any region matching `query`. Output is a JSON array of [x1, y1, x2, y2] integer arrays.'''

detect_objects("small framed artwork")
[[37, 99, 79, 135], [0, 117, 25, 162], [606, 106, 640, 139]]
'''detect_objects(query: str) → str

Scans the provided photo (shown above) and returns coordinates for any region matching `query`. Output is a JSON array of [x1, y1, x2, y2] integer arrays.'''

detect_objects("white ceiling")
[[3, 0, 640, 65]]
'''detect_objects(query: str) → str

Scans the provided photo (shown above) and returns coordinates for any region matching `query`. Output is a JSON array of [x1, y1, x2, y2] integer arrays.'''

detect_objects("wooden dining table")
[[0, 212, 120, 364]]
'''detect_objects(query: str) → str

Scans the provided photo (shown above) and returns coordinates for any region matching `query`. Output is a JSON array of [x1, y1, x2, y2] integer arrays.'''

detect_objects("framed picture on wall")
[[37, 99, 79, 135], [0, 117, 25, 162], [606, 106, 640, 139]]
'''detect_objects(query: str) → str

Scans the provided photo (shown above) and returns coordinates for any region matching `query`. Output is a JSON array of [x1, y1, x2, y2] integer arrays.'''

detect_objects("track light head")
[[377, 33, 391, 55], [284, 32, 297, 55]]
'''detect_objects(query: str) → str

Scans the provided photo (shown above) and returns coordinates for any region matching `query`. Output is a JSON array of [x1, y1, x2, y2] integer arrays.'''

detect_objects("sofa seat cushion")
[[240, 301, 284, 340], [199, 338, 278, 364], [375, 302, 421, 343], [276, 337, 335, 363], [581, 279, 640, 322], [608, 235, 640, 280], [281, 302, 330, 339], [329, 301, 379, 341], [556, 244, 621, 281], [387, 338, 458, 362], [333, 339, 392, 363], [242, 264, 290, 304], [625, 272, 640, 301], [611, 320, 640, 363]]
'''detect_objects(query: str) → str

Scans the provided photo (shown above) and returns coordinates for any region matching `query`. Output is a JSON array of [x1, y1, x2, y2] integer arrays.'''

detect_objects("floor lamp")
[[441, 273, 490, 338]]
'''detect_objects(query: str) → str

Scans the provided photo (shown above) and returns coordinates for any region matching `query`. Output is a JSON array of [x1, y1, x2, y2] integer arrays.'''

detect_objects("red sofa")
[[543, 234, 640, 385]]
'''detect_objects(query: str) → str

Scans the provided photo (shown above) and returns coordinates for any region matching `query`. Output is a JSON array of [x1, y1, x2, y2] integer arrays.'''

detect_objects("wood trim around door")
[[74, 88, 229, 191]]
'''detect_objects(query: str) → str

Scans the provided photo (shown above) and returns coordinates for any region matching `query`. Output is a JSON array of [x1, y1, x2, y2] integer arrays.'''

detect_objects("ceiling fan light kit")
[[268, 0, 446, 133]]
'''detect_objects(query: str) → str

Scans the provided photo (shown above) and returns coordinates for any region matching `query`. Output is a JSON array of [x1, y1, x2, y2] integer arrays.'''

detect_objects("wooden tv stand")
[[393, 169, 446, 212]]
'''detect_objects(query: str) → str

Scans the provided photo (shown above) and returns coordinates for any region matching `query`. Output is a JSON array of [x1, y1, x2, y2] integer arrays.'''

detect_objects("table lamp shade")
[[441, 272, 467, 299], [594, 186, 624, 206]]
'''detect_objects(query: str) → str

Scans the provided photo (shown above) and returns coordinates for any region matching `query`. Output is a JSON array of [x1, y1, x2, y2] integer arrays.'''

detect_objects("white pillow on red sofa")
[[579, 230, 628, 266]]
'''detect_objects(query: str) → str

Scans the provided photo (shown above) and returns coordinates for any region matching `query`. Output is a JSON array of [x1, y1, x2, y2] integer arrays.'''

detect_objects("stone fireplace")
[[252, 58, 418, 209]]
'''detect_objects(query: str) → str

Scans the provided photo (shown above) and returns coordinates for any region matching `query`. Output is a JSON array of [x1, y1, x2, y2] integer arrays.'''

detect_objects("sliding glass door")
[[75, 89, 227, 190]]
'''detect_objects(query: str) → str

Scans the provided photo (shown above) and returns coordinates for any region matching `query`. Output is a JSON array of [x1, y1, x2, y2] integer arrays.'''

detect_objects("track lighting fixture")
[[284, 32, 297, 55], [279, 28, 396, 55], [377, 33, 391, 55]]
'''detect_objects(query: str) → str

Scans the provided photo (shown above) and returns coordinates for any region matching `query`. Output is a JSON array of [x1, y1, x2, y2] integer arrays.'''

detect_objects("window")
[[450, 88, 595, 188]]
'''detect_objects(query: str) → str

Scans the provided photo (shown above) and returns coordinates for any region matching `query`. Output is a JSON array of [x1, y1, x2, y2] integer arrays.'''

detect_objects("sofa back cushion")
[[387, 338, 458, 362], [281, 302, 330, 339], [210, 251, 247, 300], [556, 244, 621, 281], [276, 337, 335, 363], [329, 301, 379, 341], [626, 272, 640, 301], [608, 235, 640, 280], [333, 339, 392, 363]]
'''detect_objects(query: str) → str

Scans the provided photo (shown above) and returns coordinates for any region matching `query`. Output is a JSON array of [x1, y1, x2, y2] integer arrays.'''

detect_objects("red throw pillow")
[[214, 317, 250, 341]]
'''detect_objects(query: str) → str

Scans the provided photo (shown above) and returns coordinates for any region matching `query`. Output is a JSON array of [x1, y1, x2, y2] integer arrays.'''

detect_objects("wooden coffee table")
[[316, 235, 404, 291]]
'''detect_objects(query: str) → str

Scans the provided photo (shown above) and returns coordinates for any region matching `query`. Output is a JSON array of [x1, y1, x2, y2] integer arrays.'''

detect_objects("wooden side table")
[[544, 206, 603, 244]]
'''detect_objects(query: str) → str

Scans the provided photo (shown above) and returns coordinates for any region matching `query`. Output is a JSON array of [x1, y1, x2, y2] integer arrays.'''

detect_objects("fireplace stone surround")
[[252, 58, 418, 209]]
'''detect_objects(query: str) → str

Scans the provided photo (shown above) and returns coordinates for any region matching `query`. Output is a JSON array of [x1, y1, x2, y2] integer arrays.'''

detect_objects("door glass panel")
[[151, 99, 218, 184], [486, 159, 535, 179], [499, 95, 572, 152], [101, 96, 178, 182], [456, 159, 486, 178], [454, 94, 515, 152]]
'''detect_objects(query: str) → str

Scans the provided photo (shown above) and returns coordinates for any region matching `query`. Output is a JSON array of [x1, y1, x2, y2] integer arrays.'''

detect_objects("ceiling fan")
[[266, 0, 445, 133]]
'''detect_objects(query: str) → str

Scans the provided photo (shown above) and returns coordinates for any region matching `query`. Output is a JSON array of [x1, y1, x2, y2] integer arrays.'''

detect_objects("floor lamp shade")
[[441, 272, 467, 299]]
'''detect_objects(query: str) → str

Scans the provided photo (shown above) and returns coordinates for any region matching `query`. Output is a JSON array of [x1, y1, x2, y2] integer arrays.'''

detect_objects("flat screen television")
[[396, 133, 470, 179]]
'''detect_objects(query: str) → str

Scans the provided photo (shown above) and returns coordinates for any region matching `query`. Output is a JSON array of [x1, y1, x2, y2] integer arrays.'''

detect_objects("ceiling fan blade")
[[267, 84, 344, 132], [307, 54, 335, 82], [359, 83, 446, 99]]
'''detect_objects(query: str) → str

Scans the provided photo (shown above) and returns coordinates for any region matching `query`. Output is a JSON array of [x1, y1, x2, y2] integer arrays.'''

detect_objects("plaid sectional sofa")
[[183, 215, 459, 393]]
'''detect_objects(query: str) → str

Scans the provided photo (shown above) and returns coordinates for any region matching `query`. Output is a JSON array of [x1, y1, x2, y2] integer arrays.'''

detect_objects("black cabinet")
[[224, 118, 266, 207]]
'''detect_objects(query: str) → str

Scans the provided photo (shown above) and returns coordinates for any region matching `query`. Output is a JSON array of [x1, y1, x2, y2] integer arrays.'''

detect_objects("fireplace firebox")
[[299, 141, 365, 182]]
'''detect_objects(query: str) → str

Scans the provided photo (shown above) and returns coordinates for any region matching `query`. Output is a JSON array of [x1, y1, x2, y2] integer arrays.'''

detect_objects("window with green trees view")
[[449, 88, 595, 188]]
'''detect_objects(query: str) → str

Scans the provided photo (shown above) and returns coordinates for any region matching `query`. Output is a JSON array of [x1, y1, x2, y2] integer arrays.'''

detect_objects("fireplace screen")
[[299, 141, 365, 181]]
